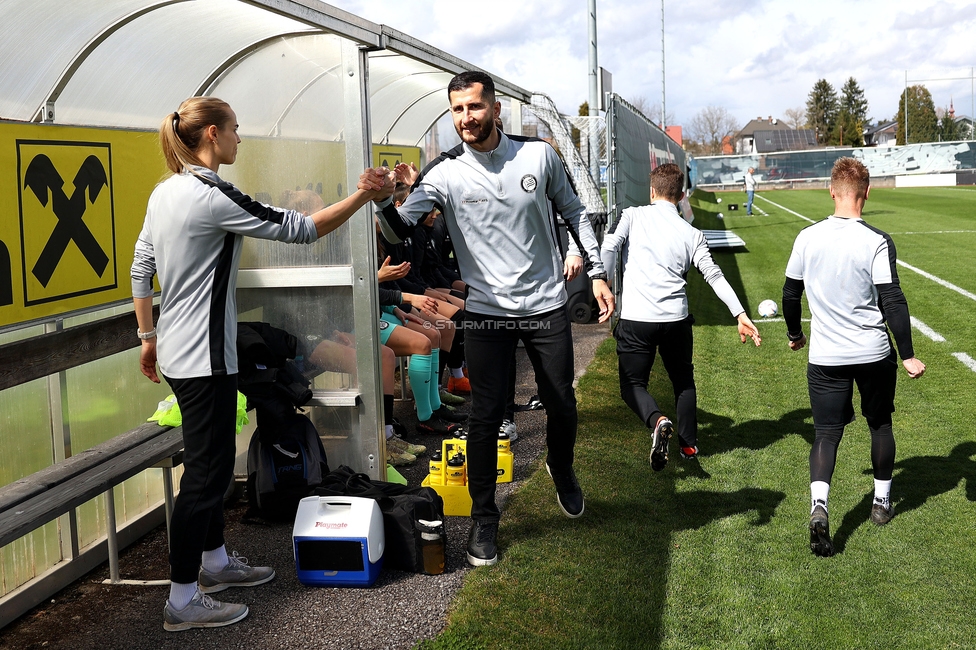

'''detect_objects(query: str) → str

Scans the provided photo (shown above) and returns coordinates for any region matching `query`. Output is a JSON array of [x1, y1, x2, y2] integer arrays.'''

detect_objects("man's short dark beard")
[[458, 117, 495, 145]]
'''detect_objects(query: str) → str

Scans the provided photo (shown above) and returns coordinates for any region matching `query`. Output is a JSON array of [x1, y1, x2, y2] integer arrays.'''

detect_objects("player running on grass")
[[601, 163, 761, 472], [782, 156, 925, 557]]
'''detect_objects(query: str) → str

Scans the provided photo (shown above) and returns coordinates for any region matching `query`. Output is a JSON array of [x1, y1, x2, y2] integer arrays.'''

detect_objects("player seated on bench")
[[303, 330, 425, 466], [278, 189, 428, 467], [378, 211, 470, 399]]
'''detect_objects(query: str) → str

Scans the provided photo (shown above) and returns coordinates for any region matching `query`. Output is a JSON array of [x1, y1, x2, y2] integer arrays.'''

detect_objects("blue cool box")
[[292, 496, 385, 587]]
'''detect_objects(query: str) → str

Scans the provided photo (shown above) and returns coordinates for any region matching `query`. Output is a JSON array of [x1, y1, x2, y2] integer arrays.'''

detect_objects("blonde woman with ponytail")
[[130, 97, 392, 632]]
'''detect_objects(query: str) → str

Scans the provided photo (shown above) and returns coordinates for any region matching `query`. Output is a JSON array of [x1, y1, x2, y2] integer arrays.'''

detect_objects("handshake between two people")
[[358, 163, 419, 199]]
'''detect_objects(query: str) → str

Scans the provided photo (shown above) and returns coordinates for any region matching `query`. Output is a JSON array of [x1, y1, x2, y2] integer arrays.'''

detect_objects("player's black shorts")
[[613, 315, 695, 357], [807, 350, 897, 428]]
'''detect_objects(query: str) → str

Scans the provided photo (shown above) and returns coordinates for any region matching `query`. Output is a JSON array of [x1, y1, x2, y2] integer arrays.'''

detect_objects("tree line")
[[624, 78, 967, 155]]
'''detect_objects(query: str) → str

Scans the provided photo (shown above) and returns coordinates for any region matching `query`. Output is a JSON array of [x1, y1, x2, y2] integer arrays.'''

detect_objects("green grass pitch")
[[421, 186, 976, 650]]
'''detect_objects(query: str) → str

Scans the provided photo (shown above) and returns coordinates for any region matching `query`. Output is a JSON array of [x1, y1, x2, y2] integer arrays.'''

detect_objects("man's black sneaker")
[[650, 418, 674, 471], [517, 394, 544, 412], [871, 501, 894, 525], [433, 404, 467, 423], [466, 521, 499, 566], [679, 445, 699, 460], [416, 416, 463, 436], [809, 504, 834, 557], [545, 462, 584, 518]]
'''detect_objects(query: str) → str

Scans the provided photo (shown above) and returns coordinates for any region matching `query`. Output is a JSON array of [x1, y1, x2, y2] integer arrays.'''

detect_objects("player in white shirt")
[[783, 157, 925, 557], [601, 163, 761, 471]]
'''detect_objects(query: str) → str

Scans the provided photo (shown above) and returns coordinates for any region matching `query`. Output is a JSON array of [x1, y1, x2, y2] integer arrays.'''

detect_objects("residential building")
[[734, 116, 791, 154], [752, 128, 817, 153], [863, 121, 898, 147]]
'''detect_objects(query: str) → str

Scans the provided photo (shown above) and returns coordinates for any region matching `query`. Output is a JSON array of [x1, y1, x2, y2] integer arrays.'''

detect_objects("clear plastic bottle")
[[418, 519, 445, 575]]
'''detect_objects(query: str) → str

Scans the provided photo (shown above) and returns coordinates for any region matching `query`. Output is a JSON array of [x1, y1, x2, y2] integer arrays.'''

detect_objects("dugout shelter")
[[0, 0, 539, 626]]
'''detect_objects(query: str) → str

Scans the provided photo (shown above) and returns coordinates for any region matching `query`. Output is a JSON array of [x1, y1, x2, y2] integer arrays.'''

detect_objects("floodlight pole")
[[588, 0, 600, 184], [661, 0, 666, 130]]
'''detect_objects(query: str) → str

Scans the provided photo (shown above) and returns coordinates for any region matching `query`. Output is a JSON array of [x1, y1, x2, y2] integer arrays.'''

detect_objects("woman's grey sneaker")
[[650, 418, 674, 471], [163, 591, 248, 632], [466, 521, 499, 566], [809, 503, 834, 557], [499, 419, 517, 442], [198, 552, 275, 593], [870, 501, 894, 525], [546, 462, 584, 518]]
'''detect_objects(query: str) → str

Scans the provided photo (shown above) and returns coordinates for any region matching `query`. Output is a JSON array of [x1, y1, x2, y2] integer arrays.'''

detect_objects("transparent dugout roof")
[[0, 0, 532, 143], [368, 51, 456, 146], [55, 0, 316, 129]]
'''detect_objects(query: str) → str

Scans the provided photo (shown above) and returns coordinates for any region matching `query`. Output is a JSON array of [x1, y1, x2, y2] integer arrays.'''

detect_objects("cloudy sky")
[[329, 0, 976, 132]]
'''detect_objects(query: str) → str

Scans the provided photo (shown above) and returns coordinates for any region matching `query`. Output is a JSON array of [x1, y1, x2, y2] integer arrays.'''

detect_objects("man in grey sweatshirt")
[[373, 71, 614, 567]]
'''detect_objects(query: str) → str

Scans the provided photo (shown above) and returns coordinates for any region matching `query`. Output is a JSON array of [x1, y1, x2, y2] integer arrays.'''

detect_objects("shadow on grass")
[[713, 218, 799, 231], [673, 487, 784, 528], [687, 191, 752, 323], [696, 407, 815, 457], [500, 482, 786, 649], [426, 342, 794, 650], [832, 441, 976, 553]]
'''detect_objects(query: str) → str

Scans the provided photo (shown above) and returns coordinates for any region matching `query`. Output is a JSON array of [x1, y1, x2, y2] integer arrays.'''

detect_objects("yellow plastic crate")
[[422, 438, 515, 516], [421, 475, 472, 516]]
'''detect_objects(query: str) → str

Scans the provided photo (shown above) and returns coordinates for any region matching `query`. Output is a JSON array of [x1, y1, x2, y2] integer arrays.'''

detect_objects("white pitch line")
[[753, 317, 811, 323], [754, 195, 816, 223], [910, 316, 946, 342], [753, 194, 976, 373], [890, 230, 976, 235], [897, 260, 976, 302], [952, 352, 976, 373], [755, 196, 976, 302]]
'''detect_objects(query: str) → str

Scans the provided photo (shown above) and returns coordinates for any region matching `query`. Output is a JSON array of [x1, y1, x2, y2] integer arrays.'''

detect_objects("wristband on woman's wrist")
[[137, 328, 156, 340]]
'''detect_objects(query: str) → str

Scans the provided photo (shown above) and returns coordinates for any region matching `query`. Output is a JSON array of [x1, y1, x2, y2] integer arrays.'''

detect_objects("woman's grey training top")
[[131, 166, 317, 379]]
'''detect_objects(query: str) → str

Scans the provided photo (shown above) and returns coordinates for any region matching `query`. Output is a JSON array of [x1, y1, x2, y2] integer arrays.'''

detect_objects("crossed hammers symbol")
[[23, 154, 109, 288]]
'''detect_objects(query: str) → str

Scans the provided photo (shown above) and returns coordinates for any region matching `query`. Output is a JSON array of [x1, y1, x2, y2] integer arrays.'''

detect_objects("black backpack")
[[236, 321, 313, 442], [246, 412, 329, 522]]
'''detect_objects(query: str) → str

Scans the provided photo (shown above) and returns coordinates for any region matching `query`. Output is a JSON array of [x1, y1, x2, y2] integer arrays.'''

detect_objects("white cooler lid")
[[293, 496, 385, 563]]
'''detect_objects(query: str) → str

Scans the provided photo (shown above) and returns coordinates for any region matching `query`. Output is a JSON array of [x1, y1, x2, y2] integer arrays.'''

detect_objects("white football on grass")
[[758, 299, 778, 318]]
